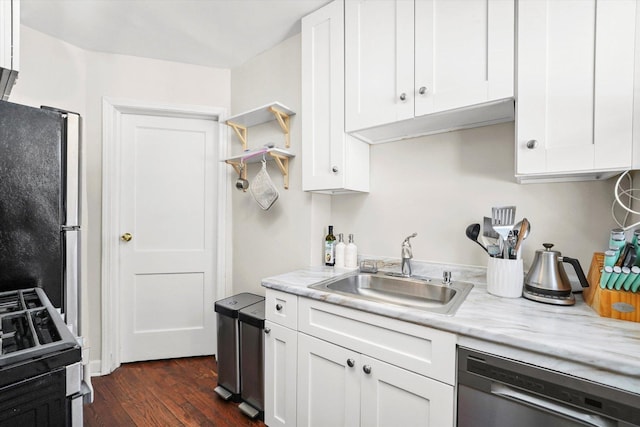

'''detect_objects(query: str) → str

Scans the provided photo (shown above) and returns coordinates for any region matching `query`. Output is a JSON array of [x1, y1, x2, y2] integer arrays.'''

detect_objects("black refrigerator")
[[0, 100, 89, 425], [0, 100, 80, 327]]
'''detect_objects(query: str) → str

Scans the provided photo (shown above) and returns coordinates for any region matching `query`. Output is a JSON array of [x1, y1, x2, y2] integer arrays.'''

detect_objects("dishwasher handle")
[[490, 383, 615, 427]]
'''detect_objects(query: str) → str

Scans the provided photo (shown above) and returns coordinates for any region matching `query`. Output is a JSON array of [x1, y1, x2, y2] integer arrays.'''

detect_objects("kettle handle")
[[561, 257, 590, 288]]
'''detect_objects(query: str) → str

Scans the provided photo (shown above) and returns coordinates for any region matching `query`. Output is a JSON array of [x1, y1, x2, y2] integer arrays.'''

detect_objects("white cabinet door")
[[414, 0, 514, 116], [345, 0, 514, 140], [297, 333, 361, 427], [516, 0, 636, 177], [0, 0, 18, 72], [302, 0, 370, 193], [345, 0, 415, 132], [360, 355, 454, 427], [264, 321, 298, 427]]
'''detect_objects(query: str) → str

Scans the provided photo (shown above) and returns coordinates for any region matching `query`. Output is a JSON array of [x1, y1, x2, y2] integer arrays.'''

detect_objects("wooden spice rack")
[[224, 102, 296, 189], [583, 252, 640, 322]]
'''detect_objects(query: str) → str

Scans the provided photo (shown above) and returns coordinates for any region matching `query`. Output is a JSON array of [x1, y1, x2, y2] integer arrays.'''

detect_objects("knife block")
[[583, 252, 640, 322]]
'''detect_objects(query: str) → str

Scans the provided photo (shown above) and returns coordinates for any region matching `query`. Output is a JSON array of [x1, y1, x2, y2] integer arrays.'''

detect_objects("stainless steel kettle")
[[523, 243, 589, 306]]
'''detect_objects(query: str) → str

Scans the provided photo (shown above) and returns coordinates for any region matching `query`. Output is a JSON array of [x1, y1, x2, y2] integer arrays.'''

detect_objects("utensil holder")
[[583, 252, 640, 322], [486, 257, 523, 298]]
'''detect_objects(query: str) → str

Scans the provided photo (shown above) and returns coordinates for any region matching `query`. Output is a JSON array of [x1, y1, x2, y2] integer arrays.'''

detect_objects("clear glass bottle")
[[324, 225, 336, 266], [335, 233, 346, 268], [345, 233, 358, 268]]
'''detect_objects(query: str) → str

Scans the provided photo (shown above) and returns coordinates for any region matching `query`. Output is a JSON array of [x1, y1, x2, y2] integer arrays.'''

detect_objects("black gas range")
[[0, 288, 82, 426]]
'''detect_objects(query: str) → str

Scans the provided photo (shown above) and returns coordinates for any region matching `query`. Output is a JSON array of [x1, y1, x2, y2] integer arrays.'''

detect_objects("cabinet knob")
[[332, 166, 339, 173], [363, 365, 372, 374], [399, 93, 407, 101], [276, 303, 283, 311], [418, 86, 427, 95], [264, 327, 271, 334], [526, 139, 538, 149], [347, 359, 355, 368]]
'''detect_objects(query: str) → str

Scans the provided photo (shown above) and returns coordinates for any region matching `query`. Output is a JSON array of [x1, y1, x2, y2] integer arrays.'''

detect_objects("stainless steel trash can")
[[238, 300, 265, 420], [214, 293, 264, 402]]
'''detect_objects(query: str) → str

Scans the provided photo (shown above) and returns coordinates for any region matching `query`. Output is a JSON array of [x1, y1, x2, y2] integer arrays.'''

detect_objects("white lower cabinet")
[[361, 354, 454, 427], [264, 320, 298, 427], [263, 290, 457, 427], [297, 333, 454, 427]]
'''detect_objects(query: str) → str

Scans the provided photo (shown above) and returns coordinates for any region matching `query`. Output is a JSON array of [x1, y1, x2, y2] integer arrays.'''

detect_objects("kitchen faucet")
[[401, 233, 417, 277]]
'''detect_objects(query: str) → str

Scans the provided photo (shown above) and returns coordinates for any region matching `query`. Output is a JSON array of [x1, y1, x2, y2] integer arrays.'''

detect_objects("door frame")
[[100, 97, 231, 375]]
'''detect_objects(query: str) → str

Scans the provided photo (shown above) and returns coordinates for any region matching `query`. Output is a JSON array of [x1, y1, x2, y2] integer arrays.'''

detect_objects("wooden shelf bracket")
[[226, 121, 248, 151], [225, 160, 246, 179], [268, 106, 291, 148], [269, 152, 290, 189]]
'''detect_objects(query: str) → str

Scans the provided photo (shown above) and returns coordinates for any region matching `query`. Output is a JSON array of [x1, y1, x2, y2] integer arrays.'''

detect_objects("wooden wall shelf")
[[225, 102, 295, 150]]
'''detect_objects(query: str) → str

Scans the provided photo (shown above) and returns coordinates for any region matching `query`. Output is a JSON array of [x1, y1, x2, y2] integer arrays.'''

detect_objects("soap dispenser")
[[335, 233, 346, 268], [345, 234, 358, 268]]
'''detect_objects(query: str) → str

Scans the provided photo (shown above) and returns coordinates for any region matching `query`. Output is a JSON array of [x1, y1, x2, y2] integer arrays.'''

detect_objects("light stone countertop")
[[261, 259, 640, 395]]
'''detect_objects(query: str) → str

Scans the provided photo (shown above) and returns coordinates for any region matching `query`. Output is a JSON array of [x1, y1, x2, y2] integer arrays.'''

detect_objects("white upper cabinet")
[[0, 0, 19, 100], [414, 0, 514, 116], [345, 0, 515, 143], [302, 0, 370, 193], [516, 0, 637, 183], [0, 0, 19, 71], [345, 0, 415, 131]]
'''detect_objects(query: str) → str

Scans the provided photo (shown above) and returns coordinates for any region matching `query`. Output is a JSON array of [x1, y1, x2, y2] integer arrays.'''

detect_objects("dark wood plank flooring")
[[84, 356, 266, 427]]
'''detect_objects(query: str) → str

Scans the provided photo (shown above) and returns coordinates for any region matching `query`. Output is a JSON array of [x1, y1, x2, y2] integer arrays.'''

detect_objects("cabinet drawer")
[[265, 290, 298, 330], [298, 298, 456, 385]]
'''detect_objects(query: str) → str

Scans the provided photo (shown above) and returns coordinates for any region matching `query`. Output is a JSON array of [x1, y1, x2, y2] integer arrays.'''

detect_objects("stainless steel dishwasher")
[[457, 347, 640, 427]]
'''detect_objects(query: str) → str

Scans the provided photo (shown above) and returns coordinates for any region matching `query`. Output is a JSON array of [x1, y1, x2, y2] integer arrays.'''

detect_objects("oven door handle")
[[490, 383, 615, 427]]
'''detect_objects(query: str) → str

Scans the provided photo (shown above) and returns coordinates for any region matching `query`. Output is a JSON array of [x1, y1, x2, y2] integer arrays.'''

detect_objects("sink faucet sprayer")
[[401, 233, 417, 277]]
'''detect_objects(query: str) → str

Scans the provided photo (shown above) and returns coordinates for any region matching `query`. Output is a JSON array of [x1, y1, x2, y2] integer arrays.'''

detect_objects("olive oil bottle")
[[324, 225, 336, 266]]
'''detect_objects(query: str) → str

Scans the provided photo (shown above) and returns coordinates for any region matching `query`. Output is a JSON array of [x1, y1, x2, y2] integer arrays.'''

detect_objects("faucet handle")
[[403, 232, 418, 244], [402, 233, 417, 261], [443, 271, 452, 285]]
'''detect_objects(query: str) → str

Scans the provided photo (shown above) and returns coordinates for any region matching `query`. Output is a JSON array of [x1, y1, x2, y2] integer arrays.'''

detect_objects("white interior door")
[[119, 113, 218, 363]]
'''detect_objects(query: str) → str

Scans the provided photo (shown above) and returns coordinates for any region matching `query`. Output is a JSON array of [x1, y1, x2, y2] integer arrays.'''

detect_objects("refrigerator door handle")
[[64, 112, 81, 227], [64, 229, 80, 335]]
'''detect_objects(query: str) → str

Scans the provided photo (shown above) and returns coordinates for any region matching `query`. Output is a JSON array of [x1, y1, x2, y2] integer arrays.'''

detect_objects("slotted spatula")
[[491, 206, 516, 258]]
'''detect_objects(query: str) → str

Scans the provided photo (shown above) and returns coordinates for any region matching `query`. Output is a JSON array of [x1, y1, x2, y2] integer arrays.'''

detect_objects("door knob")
[[121, 232, 133, 242]]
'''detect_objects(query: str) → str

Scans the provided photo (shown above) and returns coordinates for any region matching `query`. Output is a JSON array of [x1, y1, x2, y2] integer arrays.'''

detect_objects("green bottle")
[[324, 225, 336, 266]]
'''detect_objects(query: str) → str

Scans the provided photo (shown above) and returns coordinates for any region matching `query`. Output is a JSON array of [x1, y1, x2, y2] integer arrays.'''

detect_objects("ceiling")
[[20, 0, 331, 69]]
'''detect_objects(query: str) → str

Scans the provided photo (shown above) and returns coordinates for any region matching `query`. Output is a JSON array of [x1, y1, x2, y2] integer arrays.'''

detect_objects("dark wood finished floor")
[[84, 356, 266, 427]]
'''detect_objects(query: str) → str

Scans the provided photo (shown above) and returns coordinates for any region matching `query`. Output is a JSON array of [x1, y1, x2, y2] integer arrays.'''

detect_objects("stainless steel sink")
[[309, 273, 473, 315]]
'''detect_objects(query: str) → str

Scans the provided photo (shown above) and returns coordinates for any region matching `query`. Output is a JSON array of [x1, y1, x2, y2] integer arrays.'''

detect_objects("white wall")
[[230, 35, 328, 295], [10, 26, 231, 367], [331, 122, 618, 272], [9, 27, 86, 113]]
